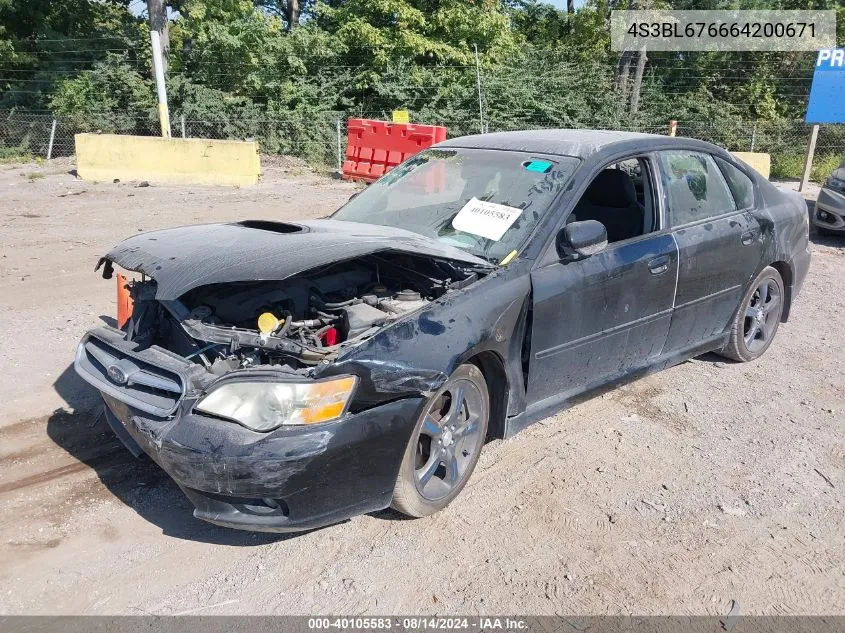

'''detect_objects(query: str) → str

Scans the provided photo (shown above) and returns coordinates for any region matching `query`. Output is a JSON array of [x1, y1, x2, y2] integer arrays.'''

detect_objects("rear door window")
[[658, 151, 737, 227]]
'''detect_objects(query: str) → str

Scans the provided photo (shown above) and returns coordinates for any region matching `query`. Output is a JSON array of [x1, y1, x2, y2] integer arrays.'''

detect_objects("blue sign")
[[806, 48, 845, 124]]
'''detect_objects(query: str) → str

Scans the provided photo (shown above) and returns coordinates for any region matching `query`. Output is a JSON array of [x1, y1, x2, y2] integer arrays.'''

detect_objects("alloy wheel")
[[413, 379, 485, 501], [743, 278, 782, 354]]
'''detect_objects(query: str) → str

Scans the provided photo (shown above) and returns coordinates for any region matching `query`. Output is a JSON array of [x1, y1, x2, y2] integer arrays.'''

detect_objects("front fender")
[[314, 262, 532, 412]]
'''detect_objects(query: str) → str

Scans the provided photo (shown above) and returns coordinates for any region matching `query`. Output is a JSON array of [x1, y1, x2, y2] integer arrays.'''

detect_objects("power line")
[[4, 49, 140, 55]]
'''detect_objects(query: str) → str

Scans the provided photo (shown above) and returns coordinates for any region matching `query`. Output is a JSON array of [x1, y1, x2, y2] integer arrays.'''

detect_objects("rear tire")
[[720, 266, 784, 362], [391, 364, 489, 518]]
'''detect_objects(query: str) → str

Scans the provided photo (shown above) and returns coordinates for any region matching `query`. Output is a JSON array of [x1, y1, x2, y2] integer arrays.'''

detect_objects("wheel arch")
[[769, 260, 794, 322], [466, 350, 509, 441]]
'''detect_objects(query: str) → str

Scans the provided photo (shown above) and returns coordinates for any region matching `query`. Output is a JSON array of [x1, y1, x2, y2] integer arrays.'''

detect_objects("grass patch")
[[0, 150, 34, 164], [24, 172, 45, 180], [770, 153, 804, 180], [811, 153, 843, 183], [770, 152, 843, 183]]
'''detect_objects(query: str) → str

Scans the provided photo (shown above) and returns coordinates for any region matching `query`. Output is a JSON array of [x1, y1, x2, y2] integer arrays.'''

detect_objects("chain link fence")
[[2, 109, 843, 183], [0, 110, 163, 160], [0, 111, 55, 159], [675, 119, 845, 183], [0, 109, 349, 167]]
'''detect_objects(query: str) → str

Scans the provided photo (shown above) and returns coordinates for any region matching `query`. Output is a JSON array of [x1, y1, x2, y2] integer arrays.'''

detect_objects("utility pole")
[[336, 119, 343, 172], [800, 124, 819, 193], [474, 44, 485, 134], [147, 0, 169, 72], [150, 30, 171, 138], [46, 118, 57, 159]]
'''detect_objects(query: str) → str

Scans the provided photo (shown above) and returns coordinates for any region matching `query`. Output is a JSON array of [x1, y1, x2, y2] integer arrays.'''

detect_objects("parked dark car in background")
[[74, 130, 811, 532], [813, 160, 845, 235]]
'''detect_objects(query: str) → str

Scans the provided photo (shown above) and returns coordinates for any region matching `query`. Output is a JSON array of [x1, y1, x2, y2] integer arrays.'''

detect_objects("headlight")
[[195, 376, 357, 432]]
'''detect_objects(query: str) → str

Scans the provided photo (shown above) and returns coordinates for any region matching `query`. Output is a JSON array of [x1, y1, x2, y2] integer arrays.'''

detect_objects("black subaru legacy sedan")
[[74, 130, 811, 532]]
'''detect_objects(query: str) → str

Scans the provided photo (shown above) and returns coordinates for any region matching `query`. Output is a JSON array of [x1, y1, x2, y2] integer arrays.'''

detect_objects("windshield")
[[333, 148, 579, 262]]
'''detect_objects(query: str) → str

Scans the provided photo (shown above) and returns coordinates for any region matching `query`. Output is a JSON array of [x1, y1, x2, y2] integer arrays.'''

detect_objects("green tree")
[[507, 1, 570, 47], [316, 0, 517, 66], [50, 54, 156, 131], [0, 0, 145, 109]]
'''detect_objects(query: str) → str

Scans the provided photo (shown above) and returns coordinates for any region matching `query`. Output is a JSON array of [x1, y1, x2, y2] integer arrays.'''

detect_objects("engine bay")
[[123, 252, 484, 374]]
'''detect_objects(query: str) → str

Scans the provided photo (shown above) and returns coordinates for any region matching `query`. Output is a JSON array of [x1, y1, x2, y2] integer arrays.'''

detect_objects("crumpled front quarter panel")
[[317, 262, 533, 409]]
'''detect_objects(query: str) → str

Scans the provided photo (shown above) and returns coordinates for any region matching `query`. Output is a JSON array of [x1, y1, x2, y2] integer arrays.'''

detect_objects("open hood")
[[98, 219, 493, 300]]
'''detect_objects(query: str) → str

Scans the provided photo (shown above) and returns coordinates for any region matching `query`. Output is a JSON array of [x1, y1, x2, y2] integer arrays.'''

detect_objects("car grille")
[[75, 335, 185, 417]]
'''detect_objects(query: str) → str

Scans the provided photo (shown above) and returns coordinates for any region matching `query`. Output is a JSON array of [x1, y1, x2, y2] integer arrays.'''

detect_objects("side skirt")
[[503, 334, 729, 439]]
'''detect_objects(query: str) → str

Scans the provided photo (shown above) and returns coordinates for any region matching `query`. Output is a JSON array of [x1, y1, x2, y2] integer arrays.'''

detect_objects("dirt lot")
[[0, 161, 842, 616]]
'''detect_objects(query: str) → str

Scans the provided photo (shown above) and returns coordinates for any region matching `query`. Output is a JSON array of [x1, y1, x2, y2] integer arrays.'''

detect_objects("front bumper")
[[75, 327, 425, 532], [813, 187, 845, 233], [102, 394, 424, 532]]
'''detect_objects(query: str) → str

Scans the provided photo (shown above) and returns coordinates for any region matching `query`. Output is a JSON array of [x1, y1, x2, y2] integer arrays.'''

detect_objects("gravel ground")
[[0, 162, 842, 616]]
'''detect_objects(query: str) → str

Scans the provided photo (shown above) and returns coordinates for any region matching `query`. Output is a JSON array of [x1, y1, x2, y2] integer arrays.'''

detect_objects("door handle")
[[648, 256, 670, 275], [741, 229, 757, 246]]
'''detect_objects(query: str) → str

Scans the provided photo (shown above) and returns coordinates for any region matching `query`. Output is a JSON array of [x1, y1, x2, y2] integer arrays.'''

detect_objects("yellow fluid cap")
[[257, 312, 280, 335]]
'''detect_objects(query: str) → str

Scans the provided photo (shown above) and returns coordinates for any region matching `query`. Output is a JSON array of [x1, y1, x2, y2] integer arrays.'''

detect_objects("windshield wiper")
[[471, 254, 500, 267]]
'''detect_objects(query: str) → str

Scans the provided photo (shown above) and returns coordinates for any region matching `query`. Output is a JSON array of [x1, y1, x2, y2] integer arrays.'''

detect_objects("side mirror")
[[557, 220, 608, 259]]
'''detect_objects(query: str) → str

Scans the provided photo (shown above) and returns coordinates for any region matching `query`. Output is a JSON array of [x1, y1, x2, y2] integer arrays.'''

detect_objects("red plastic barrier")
[[343, 119, 447, 183]]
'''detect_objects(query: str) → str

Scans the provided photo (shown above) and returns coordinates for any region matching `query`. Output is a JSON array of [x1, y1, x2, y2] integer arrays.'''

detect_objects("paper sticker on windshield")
[[452, 198, 523, 242]]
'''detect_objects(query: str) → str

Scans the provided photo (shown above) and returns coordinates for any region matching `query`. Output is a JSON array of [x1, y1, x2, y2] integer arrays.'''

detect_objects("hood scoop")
[[234, 220, 305, 234]]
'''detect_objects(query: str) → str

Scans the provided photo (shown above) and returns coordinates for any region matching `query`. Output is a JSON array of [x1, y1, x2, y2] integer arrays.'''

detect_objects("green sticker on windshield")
[[525, 160, 553, 173]]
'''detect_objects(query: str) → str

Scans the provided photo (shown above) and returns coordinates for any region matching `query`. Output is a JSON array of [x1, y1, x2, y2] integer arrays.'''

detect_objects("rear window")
[[715, 157, 755, 210]]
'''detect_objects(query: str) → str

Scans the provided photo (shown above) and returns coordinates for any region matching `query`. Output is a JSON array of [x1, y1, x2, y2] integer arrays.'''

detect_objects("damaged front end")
[[107, 250, 482, 382], [74, 221, 492, 531]]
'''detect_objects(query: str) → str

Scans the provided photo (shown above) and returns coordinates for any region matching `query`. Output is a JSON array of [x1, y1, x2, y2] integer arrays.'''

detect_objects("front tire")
[[720, 266, 784, 362], [391, 363, 489, 518]]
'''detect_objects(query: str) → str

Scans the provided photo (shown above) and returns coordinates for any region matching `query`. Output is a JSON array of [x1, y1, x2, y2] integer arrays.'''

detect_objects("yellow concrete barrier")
[[75, 134, 260, 186], [730, 151, 771, 180]]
